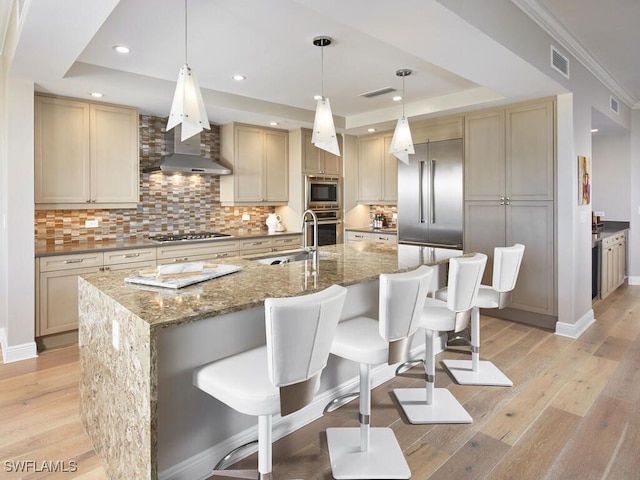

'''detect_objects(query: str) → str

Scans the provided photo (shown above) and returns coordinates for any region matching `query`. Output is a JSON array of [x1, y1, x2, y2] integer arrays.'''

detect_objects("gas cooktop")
[[148, 232, 232, 243]]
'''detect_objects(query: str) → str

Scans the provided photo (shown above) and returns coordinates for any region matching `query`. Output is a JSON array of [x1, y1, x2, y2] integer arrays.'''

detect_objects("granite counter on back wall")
[[78, 242, 463, 479]]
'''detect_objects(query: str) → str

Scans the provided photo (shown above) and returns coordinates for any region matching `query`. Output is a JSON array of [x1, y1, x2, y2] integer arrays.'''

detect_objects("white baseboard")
[[555, 309, 595, 339], [0, 335, 38, 363], [159, 337, 445, 480], [0, 327, 5, 361], [627, 276, 640, 286]]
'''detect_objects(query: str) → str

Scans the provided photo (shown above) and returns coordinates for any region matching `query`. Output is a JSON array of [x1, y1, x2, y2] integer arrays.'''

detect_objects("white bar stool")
[[193, 284, 347, 480], [440, 244, 525, 386], [394, 253, 486, 424], [326, 265, 434, 479]]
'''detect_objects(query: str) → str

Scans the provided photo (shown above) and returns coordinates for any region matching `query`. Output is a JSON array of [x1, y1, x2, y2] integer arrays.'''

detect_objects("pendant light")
[[166, 0, 210, 142], [388, 69, 414, 165], [311, 36, 340, 157]]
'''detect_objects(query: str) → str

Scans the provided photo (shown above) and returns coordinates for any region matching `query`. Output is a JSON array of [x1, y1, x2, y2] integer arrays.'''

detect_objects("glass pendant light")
[[166, 0, 210, 142], [311, 36, 340, 157], [389, 69, 414, 165]]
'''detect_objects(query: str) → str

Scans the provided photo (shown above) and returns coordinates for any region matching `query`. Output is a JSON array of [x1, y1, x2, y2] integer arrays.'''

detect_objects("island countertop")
[[80, 242, 462, 330]]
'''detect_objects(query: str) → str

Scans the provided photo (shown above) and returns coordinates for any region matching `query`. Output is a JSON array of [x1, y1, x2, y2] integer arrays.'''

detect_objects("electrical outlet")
[[594, 211, 605, 218], [242, 214, 250, 221], [85, 219, 99, 228], [392, 213, 398, 220], [112, 320, 120, 350]]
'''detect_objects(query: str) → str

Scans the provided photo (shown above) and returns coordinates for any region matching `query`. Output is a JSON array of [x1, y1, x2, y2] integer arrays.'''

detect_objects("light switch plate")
[[85, 219, 99, 228], [242, 214, 250, 221]]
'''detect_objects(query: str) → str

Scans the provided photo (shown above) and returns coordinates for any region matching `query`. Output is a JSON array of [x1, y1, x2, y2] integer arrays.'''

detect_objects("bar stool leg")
[[442, 307, 513, 386], [394, 329, 472, 424], [326, 362, 410, 479]]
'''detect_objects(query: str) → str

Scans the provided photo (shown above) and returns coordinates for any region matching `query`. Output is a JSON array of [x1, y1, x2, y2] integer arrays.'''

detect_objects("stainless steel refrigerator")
[[397, 138, 463, 249]]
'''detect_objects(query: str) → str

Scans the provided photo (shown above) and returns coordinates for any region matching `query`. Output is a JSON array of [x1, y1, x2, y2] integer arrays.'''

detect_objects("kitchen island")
[[78, 242, 462, 480]]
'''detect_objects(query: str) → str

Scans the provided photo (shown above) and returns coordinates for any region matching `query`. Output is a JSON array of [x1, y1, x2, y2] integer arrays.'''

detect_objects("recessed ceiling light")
[[112, 45, 130, 54], [392, 95, 402, 102], [313, 95, 323, 100], [89, 92, 104, 98], [368, 128, 376, 132], [232, 74, 246, 81], [270, 121, 279, 126], [591, 128, 599, 133]]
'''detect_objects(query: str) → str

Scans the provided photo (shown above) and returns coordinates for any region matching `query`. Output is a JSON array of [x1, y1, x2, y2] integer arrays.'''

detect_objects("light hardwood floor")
[[2, 285, 639, 480]]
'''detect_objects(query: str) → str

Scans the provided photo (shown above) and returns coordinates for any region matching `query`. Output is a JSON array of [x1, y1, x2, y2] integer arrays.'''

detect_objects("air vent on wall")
[[359, 86, 396, 98], [610, 96, 619, 114], [551, 46, 570, 79]]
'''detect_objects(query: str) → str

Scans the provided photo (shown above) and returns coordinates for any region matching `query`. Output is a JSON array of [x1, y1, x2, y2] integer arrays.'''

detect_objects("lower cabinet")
[[601, 231, 626, 299], [156, 240, 239, 265], [346, 230, 397, 244], [239, 234, 303, 256], [36, 248, 157, 337]]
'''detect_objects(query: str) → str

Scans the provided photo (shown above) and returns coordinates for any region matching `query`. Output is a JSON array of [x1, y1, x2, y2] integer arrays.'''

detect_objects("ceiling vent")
[[359, 86, 396, 98], [610, 96, 620, 114], [550, 46, 570, 79]]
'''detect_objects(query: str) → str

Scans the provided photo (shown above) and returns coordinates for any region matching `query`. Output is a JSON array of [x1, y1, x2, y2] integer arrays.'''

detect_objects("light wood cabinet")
[[463, 99, 555, 317], [239, 234, 303, 256], [36, 248, 157, 336], [301, 128, 342, 175], [346, 230, 397, 244], [601, 231, 626, 299], [35, 95, 139, 208], [357, 133, 397, 204], [220, 123, 289, 205], [156, 240, 240, 265]]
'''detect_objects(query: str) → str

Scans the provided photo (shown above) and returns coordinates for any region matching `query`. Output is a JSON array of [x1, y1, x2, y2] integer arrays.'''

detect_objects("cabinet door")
[[234, 126, 265, 202], [273, 235, 302, 251], [39, 266, 102, 335], [358, 136, 382, 203], [302, 129, 321, 174], [464, 201, 506, 285], [506, 201, 555, 315], [617, 236, 626, 287], [90, 104, 139, 203], [346, 231, 371, 243], [264, 130, 288, 202], [464, 110, 505, 201], [506, 101, 554, 201], [320, 149, 342, 176], [35, 96, 90, 204], [382, 134, 398, 202]]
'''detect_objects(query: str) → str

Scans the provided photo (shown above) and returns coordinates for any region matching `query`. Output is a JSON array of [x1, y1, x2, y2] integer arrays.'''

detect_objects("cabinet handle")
[[86, 199, 91, 203], [505, 196, 510, 205], [173, 257, 189, 262], [355, 235, 364, 239], [213, 253, 228, 258], [500, 196, 505, 205], [123, 253, 140, 258], [283, 239, 293, 243], [64, 259, 84, 264], [104, 266, 110, 271], [251, 241, 264, 246]]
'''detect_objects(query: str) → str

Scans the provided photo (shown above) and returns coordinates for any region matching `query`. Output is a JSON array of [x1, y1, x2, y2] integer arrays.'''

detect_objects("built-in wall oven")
[[304, 175, 343, 245]]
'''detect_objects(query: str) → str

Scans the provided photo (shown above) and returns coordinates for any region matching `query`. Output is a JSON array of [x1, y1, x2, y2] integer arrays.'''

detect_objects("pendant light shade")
[[311, 36, 340, 157], [389, 69, 414, 165], [166, 0, 210, 142]]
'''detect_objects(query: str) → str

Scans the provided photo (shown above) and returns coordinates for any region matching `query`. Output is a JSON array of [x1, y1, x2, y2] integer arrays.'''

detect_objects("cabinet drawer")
[[104, 248, 157, 266], [347, 231, 371, 242], [371, 233, 397, 244], [239, 238, 272, 251], [39, 252, 104, 272], [106, 260, 157, 273], [273, 235, 302, 250], [156, 241, 239, 260]]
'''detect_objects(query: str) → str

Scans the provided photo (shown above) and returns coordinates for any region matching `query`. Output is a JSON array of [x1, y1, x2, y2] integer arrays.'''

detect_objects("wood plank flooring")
[[2, 285, 639, 480]]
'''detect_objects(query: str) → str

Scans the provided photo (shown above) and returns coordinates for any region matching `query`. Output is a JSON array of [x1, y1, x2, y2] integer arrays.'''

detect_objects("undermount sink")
[[250, 249, 327, 265]]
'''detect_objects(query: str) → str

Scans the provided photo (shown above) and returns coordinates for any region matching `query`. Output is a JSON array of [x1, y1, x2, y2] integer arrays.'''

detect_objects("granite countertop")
[[35, 229, 303, 257], [79, 242, 462, 330]]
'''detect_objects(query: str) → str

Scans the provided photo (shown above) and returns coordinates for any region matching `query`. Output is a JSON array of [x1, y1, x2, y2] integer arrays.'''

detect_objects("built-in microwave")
[[305, 175, 340, 209]]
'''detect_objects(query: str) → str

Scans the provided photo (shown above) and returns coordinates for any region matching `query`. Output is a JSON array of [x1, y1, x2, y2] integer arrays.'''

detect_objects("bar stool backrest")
[[492, 243, 525, 293], [446, 253, 487, 332], [265, 284, 347, 415]]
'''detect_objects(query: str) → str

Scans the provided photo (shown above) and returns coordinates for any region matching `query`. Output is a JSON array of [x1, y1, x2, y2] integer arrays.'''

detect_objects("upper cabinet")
[[220, 123, 289, 205], [465, 101, 554, 202], [301, 128, 342, 175], [357, 132, 397, 204], [35, 95, 139, 208]]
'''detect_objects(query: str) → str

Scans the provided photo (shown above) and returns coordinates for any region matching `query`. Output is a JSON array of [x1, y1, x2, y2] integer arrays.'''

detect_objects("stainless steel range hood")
[[143, 125, 231, 175]]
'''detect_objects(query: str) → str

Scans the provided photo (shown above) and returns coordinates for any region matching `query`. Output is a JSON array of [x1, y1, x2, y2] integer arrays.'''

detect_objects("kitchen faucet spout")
[[301, 209, 319, 269]]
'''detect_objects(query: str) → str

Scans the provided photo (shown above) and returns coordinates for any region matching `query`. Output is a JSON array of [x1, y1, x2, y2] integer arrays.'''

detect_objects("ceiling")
[[3, 0, 639, 136]]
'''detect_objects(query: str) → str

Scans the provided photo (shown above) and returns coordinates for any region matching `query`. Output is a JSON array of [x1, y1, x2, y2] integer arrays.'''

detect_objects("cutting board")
[[125, 264, 242, 289]]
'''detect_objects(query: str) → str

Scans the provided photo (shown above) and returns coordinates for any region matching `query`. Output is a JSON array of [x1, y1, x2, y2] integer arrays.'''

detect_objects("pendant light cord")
[[184, 0, 188, 65], [320, 44, 325, 99], [402, 74, 406, 118]]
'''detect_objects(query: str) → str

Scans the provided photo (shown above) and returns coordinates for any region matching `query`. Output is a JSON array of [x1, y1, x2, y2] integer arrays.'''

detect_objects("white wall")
[[628, 111, 640, 285], [592, 133, 631, 221]]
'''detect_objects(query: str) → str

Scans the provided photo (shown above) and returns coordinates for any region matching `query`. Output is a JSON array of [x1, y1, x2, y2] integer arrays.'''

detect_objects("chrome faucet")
[[301, 209, 318, 268]]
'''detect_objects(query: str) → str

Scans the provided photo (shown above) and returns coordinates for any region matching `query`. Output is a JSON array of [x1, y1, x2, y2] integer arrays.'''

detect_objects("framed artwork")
[[578, 155, 591, 205]]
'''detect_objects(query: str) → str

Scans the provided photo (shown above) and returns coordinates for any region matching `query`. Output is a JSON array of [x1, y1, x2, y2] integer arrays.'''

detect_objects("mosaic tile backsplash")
[[35, 115, 275, 244]]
